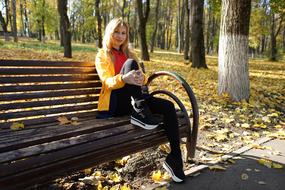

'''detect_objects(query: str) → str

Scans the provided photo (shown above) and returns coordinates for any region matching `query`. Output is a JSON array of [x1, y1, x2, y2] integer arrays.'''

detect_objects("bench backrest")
[[0, 60, 101, 129]]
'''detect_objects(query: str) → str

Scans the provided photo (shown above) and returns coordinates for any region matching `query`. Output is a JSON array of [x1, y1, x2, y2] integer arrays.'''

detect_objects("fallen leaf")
[[10, 122, 25, 130], [110, 184, 120, 190], [258, 159, 272, 168], [57, 116, 70, 125], [208, 165, 226, 171], [108, 172, 121, 183], [258, 181, 266, 185], [272, 163, 283, 169], [151, 170, 162, 183], [121, 184, 132, 190]]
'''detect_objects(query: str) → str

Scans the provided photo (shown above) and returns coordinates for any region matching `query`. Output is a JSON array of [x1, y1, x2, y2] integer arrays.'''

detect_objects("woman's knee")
[[123, 59, 139, 70]]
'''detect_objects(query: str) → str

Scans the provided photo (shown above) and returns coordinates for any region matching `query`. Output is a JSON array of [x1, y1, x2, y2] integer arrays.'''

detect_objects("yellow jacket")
[[95, 49, 146, 111]]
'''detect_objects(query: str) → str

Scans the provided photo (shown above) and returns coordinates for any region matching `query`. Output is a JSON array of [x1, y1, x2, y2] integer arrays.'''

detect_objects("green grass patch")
[[0, 39, 97, 53]]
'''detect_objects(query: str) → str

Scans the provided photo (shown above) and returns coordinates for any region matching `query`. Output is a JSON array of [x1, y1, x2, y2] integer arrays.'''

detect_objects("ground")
[[0, 39, 285, 190]]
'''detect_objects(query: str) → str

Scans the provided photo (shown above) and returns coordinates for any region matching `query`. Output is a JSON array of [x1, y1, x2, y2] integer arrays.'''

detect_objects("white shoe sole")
[[163, 161, 184, 183], [130, 116, 158, 130]]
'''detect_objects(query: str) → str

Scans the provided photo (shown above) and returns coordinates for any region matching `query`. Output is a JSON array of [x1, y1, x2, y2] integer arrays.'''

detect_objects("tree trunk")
[[191, 0, 207, 68], [11, 0, 18, 42], [57, 0, 72, 58], [184, 0, 190, 60], [270, 13, 277, 61], [0, 11, 10, 41], [218, 0, 251, 101], [283, 26, 285, 52], [95, 0, 102, 48], [150, 0, 160, 53], [20, 1, 25, 36], [41, 0, 46, 43], [136, 0, 150, 61]]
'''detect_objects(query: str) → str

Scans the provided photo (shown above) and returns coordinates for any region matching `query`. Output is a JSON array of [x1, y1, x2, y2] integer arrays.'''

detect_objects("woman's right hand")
[[122, 70, 144, 86]]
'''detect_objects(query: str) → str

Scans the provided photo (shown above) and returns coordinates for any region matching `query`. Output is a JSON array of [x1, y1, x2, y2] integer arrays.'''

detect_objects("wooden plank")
[[0, 127, 188, 190], [0, 89, 99, 101], [0, 60, 95, 67], [0, 67, 96, 75], [0, 125, 134, 163], [0, 117, 130, 152], [0, 82, 102, 93], [0, 75, 100, 83], [0, 110, 99, 129], [0, 96, 99, 111], [0, 103, 98, 120], [0, 125, 162, 176]]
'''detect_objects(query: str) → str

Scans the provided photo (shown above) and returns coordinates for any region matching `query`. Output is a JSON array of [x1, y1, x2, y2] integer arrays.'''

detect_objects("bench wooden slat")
[[0, 110, 99, 129], [0, 75, 100, 83], [0, 117, 130, 153], [0, 88, 99, 101], [0, 67, 96, 75], [0, 96, 98, 111], [0, 125, 134, 163], [0, 103, 98, 120], [0, 60, 94, 67], [0, 83, 102, 93]]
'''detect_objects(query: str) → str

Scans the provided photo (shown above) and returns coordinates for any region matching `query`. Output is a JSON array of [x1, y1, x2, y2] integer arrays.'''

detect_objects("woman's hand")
[[122, 70, 144, 86]]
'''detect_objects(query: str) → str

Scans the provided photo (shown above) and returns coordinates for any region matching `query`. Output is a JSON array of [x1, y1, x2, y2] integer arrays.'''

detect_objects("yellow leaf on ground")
[[151, 170, 162, 182], [108, 172, 121, 183], [258, 159, 272, 168], [57, 116, 70, 125], [110, 184, 120, 190], [272, 163, 283, 169], [121, 184, 132, 190], [97, 181, 102, 190], [115, 155, 130, 166], [10, 122, 25, 130], [209, 165, 226, 171], [241, 123, 250, 129], [84, 168, 92, 175]]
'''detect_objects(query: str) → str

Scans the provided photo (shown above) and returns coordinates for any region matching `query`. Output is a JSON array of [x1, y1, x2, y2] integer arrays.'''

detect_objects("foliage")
[[0, 40, 284, 188]]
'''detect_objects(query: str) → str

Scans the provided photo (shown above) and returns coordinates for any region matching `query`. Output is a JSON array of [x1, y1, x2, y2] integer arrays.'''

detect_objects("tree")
[[0, 10, 9, 41], [11, 0, 17, 42], [183, 0, 190, 60], [269, 0, 285, 61], [191, 0, 207, 68], [95, 0, 102, 48], [136, 0, 150, 61], [57, 0, 72, 58], [218, 0, 251, 101], [150, 0, 160, 53]]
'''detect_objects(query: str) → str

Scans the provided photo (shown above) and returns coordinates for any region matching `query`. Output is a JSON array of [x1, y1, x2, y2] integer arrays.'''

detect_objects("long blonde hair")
[[102, 18, 136, 59]]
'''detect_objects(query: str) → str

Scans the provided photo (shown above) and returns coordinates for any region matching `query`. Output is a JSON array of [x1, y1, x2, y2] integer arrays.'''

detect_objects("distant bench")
[[0, 59, 199, 190]]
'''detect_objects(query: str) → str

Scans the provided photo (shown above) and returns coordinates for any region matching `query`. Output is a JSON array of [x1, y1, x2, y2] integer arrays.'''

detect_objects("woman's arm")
[[95, 50, 125, 90]]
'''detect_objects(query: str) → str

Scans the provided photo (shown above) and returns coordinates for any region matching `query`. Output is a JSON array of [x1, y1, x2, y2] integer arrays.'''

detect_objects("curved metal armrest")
[[147, 71, 199, 159]]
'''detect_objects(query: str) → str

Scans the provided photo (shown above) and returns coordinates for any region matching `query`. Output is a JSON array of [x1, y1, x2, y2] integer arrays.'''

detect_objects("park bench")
[[0, 59, 199, 190]]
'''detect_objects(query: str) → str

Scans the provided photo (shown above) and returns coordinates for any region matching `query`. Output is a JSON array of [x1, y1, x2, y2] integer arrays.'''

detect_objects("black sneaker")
[[163, 154, 186, 183], [130, 97, 160, 130]]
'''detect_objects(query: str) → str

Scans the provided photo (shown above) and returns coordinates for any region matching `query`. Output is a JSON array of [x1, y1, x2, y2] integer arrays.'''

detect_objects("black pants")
[[102, 59, 181, 157]]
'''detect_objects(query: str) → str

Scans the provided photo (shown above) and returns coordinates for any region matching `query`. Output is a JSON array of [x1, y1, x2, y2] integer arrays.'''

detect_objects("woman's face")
[[111, 25, 127, 50]]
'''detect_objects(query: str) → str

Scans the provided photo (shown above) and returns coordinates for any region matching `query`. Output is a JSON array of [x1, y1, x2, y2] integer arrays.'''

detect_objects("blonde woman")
[[95, 18, 185, 182]]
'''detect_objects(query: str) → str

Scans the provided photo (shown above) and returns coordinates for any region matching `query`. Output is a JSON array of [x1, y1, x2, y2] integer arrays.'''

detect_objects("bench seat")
[[0, 59, 199, 190]]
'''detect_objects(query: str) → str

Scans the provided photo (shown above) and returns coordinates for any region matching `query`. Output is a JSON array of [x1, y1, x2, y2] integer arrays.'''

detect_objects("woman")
[[95, 18, 185, 182]]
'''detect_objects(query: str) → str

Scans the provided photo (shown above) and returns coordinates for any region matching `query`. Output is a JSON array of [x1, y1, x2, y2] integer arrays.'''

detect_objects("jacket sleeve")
[[95, 50, 125, 90]]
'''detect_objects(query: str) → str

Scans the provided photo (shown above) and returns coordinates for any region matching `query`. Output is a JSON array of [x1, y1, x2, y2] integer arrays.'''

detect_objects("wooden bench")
[[0, 59, 199, 190]]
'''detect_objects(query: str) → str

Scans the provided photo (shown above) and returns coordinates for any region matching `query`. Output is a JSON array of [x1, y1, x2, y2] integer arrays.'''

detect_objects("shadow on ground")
[[166, 154, 284, 190]]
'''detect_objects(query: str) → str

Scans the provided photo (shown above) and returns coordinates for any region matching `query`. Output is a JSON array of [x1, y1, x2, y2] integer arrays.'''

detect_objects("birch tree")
[[218, 0, 251, 101]]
